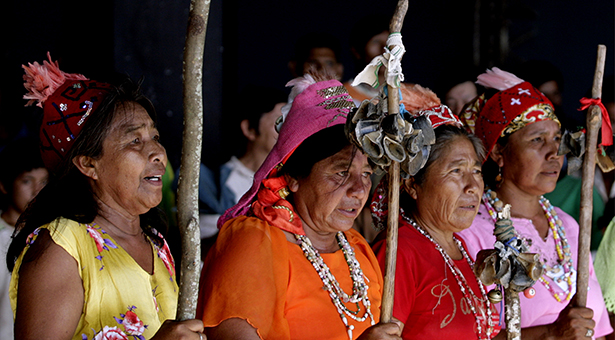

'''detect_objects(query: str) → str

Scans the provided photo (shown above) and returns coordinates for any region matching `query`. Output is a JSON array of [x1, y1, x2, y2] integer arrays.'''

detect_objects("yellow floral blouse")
[[10, 217, 178, 340]]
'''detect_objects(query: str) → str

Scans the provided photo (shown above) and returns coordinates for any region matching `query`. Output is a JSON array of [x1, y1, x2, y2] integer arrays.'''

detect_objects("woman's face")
[[89, 102, 167, 216], [407, 136, 483, 233], [497, 119, 563, 196], [289, 145, 373, 234]]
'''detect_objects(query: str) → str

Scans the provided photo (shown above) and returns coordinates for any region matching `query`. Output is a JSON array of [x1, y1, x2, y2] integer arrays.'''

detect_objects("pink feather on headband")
[[280, 73, 316, 121], [476, 67, 524, 91], [22, 52, 88, 108], [400, 84, 441, 114]]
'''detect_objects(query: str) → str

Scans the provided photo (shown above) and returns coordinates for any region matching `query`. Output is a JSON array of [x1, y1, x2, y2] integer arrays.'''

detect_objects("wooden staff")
[[577, 44, 607, 308], [504, 288, 521, 340], [381, 0, 408, 323], [176, 0, 212, 320]]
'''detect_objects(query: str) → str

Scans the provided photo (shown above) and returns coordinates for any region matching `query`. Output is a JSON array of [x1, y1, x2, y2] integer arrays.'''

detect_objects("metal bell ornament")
[[487, 289, 503, 304]]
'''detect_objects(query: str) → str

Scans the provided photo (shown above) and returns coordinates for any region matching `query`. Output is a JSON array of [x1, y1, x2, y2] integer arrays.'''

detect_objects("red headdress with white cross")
[[22, 52, 113, 171], [459, 67, 559, 160]]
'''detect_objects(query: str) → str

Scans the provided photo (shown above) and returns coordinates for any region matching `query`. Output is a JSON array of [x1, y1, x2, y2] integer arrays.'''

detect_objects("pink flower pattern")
[[25, 228, 40, 245], [86, 307, 148, 340], [151, 229, 175, 280], [122, 310, 146, 335], [92, 326, 129, 340], [86, 224, 118, 271], [86, 224, 118, 253]]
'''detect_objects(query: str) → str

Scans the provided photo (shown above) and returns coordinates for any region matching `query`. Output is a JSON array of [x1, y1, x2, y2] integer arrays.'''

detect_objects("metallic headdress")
[[346, 84, 462, 179]]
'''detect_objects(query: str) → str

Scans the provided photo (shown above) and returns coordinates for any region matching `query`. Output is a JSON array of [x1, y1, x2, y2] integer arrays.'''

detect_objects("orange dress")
[[196, 216, 383, 339]]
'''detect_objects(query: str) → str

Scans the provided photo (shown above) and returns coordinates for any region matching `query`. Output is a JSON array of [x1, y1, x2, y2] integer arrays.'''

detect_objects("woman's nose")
[[347, 174, 369, 199], [546, 138, 562, 160], [34, 182, 45, 195], [465, 172, 482, 195], [149, 140, 167, 164]]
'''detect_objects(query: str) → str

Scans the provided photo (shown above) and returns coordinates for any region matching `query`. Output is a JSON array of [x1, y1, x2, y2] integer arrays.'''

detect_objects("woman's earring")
[[278, 187, 290, 200], [495, 167, 503, 185]]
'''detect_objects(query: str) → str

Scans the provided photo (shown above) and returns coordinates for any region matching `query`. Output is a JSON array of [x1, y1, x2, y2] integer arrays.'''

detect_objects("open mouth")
[[339, 207, 359, 216], [144, 175, 162, 182]]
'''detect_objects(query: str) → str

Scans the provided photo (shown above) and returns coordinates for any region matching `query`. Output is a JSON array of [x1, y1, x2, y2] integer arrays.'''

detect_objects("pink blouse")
[[458, 204, 612, 337]]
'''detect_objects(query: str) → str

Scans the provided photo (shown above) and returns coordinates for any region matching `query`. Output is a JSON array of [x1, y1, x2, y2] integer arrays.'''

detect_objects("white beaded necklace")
[[483, 189, 575, 303], [402, 214, 495, 339], [295, 232, 375, 339]]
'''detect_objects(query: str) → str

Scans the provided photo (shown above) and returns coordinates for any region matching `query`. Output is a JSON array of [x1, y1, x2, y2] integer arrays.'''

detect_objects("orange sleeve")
[[196, 216, 291, 339]]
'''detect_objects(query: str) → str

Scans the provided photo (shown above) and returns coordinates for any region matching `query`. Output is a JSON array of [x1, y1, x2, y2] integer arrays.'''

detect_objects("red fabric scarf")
[[579, 97, 613, 146], [251, 176, 305, 235]]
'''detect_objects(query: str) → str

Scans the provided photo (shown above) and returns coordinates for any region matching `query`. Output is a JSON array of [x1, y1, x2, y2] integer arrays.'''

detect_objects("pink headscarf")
[[217, 75, 355, 228]]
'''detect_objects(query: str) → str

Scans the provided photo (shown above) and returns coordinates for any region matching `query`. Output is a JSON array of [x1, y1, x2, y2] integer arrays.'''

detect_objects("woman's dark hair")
[[7, 77, 166, 271], [400, 125, 485, 208], [280, 124, 352, 180], [0, 137, 46, 210], [412, 125, 485, 186], [482, 134, 511, 189]]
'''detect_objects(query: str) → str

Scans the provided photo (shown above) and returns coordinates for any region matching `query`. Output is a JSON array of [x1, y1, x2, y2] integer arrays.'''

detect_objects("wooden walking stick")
[[381, 0, 408, 323], [176, 0, 212, 320], [577, 44, 607, 308]]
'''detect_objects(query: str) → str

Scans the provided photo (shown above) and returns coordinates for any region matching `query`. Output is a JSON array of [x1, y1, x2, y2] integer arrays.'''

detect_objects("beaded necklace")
[[295, 232, 375, 339], [483, 189, 575, 303], [402, 214, 495, 339]]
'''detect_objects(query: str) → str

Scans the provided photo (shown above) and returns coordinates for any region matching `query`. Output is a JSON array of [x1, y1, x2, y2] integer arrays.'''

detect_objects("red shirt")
[[372, 219, 499, 339]]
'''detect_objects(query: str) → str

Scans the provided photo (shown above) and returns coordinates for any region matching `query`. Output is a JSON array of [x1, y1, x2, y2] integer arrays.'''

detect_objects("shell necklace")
[[402, 214, 495, 339], [295, 232, 375, 339], [483, 189, 575, 303]]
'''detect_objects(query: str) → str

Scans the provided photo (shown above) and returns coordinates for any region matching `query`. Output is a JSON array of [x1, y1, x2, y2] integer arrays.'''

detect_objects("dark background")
[[2, 0, 613, 171]]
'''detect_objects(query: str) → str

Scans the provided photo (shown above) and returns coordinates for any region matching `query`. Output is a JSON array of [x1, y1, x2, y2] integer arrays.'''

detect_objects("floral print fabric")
[[10, 217, 178, 339]]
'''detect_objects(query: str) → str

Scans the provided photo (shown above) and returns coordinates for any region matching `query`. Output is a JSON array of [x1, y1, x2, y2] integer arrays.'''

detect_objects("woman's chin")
[[452, 210, 478, 231], [533, 183, 558, 196], [136, 196, 163, 215], [329, 219, 356, 233]]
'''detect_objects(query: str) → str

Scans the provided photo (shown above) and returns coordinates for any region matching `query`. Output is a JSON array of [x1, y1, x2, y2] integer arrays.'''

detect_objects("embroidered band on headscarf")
[[502, 103, 558, 137]]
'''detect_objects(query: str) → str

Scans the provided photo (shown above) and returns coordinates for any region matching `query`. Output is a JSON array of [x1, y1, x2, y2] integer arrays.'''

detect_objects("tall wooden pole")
[[380, 0, 408, 323], [176, 0, 211, 320], [505, 289, 521, 340], [577, 44, 607, 307]]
